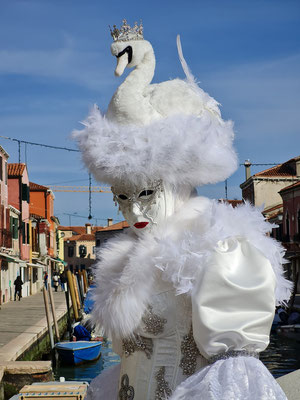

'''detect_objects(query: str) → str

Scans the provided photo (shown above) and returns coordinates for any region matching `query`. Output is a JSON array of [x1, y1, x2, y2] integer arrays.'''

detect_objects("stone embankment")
[[0, 289, 68, 399]]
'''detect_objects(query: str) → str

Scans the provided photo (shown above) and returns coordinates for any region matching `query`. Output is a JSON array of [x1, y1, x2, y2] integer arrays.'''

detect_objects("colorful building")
[[280, 181, 300, 293], [29, 182, 61, 277], [7, 163, 31, 297], [62, 223, 105, 273]]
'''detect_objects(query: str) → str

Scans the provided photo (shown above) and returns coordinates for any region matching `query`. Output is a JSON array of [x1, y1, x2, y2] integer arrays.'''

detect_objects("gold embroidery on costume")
[[119, 374, 134, 399], [179, 326, 201, 375], [155, 366, 172, 399], [122, 335, 153, 359], [142, 305, 167, 335]]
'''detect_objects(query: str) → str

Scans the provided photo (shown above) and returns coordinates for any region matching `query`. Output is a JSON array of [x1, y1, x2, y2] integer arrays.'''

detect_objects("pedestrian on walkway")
[[43, 271, 48, 290], [53, 273, 59, 292], [60, 272, 66, 291], [14, 276, 23, 301]]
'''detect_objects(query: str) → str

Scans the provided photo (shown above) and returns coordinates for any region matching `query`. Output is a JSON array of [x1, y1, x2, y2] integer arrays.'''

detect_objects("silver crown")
[[109, 19, 143, 42]]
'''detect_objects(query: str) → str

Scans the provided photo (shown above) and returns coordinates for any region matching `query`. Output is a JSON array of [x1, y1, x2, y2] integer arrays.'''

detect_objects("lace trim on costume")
[[155, 367, 172, 400], [208, 349, 259, 364], [122, 335, 153, 359], [179, 326, 201, 376], [142, 305, 167, 335], [119, 374, 134, 399]]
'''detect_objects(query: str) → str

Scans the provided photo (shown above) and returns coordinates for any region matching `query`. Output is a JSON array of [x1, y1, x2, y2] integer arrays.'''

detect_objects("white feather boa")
[[72, 106, 237, 188], [91, 197, 292, 338]]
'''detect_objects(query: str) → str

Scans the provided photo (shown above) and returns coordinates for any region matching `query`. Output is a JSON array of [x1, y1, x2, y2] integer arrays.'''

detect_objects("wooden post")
[[65, 284, 73, 341], [43, 286, 54, 349], [72, 273, 81, 309], [48, 286, 60, 342], [67, 270, 79, 321], [76, 272, 84, 306], [82, 270, 88, 293]]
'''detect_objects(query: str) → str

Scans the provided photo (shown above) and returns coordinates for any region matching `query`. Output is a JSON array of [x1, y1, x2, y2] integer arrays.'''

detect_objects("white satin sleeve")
[[192, 237, 276, 358]]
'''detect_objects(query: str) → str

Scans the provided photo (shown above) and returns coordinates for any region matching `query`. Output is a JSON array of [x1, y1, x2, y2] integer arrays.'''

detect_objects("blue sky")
[[0, 0, 299, 226]]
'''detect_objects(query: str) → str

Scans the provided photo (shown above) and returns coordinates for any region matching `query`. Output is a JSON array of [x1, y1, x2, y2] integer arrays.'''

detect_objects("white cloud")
[[0, 46, 115, 89]]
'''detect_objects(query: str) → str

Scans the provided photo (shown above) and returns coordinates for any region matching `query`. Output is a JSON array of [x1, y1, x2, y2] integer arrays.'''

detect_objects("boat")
[[55, 340, 102, 365], [10, 381, 89, 399]]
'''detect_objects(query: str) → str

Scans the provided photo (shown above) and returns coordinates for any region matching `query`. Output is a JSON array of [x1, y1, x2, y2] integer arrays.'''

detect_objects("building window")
[[10, 217, 18, 239], [286, 213, 290, 241], [26, 223, 30, 244], [22, 222, 26, 244], [79, 245, 87, 258], [92, 246, 95, 254], [22, 183, 30, 203], [96, 239, 100, 247], [68, 246, 74, 257]]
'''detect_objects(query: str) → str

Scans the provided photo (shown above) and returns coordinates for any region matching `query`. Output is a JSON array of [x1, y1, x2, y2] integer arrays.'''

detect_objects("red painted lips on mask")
[[134, 222, 149, 229]]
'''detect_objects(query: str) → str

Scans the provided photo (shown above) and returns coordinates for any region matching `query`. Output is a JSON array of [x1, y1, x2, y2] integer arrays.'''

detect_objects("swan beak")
[[115, 54, 128, 77]]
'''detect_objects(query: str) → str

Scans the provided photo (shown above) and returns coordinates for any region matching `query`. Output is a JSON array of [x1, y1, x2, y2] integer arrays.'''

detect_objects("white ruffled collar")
[[91, 197, 291, 338]]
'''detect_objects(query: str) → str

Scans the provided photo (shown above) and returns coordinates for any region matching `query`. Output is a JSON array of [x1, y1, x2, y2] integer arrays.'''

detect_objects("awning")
[[27, 262, 45, 269], [49, 257, 67, 266], [56, 257, 68, 266], [19, 262, 27, 268], [0, 252, 22, 263]]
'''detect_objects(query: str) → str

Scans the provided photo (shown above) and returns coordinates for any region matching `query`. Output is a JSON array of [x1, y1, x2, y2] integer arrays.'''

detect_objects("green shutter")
[[13, 218, 18, 239], [26, 223, 30, 244], [22, 222, 26, 244], [22, 184, 27, 201]]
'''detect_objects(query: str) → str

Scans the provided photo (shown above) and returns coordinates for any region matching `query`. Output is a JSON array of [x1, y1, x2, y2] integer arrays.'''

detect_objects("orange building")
[[29, 182, 56, 257]]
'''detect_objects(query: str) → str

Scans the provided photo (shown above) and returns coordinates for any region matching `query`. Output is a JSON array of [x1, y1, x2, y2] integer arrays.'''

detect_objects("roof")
[[279, 180, 300, 193], [218, 199, 244, 208], [254, 156, 300, 178], [64, 233, 95, 242], [98, 220, 129, 231], [263, 203, 283, 214], [58, 226, 103, 234], [0, 145, 9, 158], [30, 181, 49, 191], [8, 163, 26, 177]]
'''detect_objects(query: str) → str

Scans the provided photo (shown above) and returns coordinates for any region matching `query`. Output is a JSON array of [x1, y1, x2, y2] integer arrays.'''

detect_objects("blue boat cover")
[[74, 325, 91, 341], [84, 285, 95, 314]]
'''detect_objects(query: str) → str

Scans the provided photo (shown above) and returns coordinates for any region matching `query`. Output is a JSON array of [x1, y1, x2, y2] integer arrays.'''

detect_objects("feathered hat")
[[73, 23, 237, 188]]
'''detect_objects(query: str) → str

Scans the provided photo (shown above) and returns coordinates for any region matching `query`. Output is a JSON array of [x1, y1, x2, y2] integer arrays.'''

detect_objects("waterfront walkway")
[[0, 289, 67, 362]]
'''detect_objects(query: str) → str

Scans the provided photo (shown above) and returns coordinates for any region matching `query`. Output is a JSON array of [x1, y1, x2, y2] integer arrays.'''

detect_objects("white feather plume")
[[73, 106, 237, 187], [91, 197, 292, 338]]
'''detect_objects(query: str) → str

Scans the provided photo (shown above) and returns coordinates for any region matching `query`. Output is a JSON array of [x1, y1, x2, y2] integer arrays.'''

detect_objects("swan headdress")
[[73, 21, 238, 189]]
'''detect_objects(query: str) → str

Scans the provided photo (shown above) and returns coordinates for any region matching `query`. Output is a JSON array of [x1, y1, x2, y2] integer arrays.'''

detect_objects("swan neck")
[[124, 49, 155, 88]]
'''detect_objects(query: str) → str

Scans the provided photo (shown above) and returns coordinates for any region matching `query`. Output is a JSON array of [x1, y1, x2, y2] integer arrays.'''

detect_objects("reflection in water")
[[260, 332, 300, 378], [54, 333, 300, 382]]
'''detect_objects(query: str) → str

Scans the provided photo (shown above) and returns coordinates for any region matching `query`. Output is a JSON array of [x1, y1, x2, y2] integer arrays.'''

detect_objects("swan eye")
[[118, 194, 128, 200], [138, 190, 154, 199]]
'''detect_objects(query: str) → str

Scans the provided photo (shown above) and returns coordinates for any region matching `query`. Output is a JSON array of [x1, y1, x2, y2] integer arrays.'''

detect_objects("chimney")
[[244, 159, 252, 181], [107, 218, 113, 227], [85, 223, 92, 234], [296, 158, 300, 176]]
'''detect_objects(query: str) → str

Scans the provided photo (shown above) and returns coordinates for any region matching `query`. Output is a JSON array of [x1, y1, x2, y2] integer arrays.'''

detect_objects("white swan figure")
[[106, 29, 220, 126]]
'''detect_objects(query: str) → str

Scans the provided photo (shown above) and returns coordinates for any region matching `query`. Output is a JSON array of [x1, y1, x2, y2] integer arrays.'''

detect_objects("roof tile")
[[8, 163, 26, 177]]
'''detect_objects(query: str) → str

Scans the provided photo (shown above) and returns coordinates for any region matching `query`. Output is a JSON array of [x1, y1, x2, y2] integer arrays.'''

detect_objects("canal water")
[[53, 332, 300, 383]]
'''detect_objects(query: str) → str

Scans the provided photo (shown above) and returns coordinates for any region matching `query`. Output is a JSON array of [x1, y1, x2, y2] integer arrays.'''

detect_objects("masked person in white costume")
[[73, 20, 291, 400]]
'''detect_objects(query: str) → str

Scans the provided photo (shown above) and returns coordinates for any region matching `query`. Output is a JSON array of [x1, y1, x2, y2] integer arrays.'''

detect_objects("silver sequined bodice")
[[115, 280, 208, 400]]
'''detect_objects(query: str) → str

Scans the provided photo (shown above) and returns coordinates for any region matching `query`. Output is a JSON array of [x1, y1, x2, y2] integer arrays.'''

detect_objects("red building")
[[280, 181, 300, 292], [7, 163, 31, 297]]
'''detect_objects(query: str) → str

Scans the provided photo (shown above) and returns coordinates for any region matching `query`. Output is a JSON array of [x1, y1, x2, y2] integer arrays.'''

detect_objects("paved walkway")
[[0, 289, 67, 361]]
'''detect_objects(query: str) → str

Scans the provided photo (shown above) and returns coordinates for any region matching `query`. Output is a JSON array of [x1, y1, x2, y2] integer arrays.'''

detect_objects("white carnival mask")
[[111, 180, 175, 236]]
